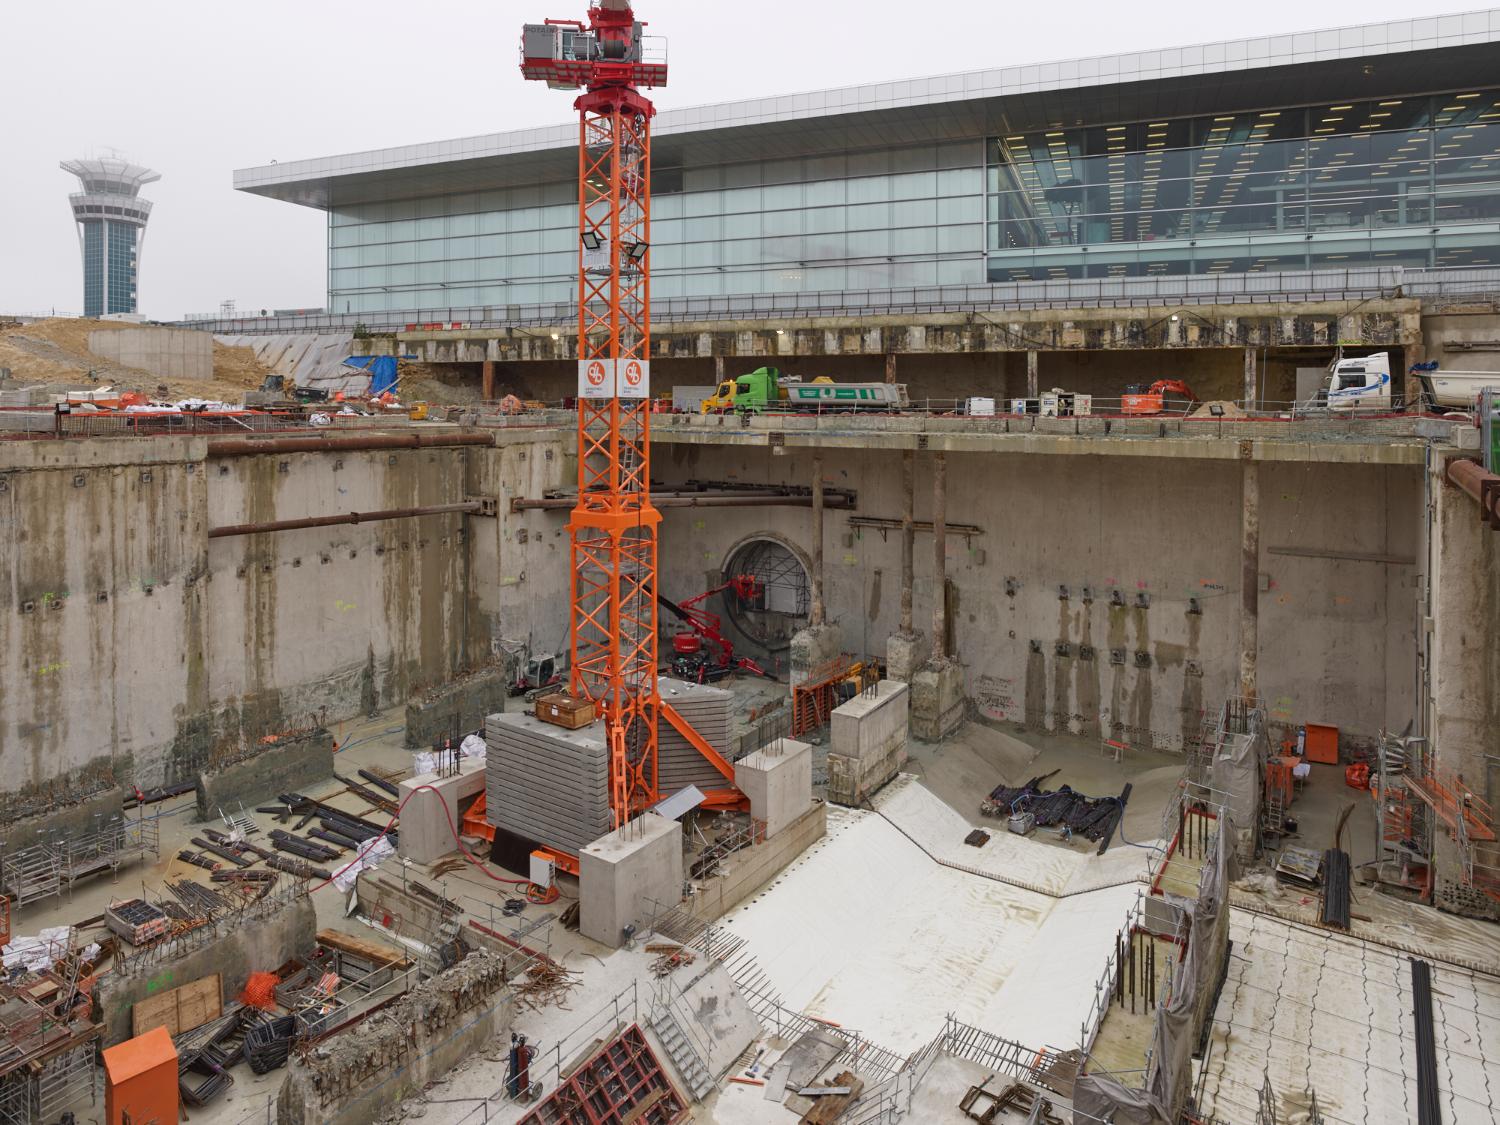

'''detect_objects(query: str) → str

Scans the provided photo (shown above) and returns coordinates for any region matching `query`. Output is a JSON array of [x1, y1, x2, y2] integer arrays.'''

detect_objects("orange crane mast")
[[521, 3, 667, 830]]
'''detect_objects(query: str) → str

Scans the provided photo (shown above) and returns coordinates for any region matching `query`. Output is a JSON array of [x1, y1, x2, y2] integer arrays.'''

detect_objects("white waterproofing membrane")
[[1198, 909, 1500, 1125], [720, 783, 1146, 1054]]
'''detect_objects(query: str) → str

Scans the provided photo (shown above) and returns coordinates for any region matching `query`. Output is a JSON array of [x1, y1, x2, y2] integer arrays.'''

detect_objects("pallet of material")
[[106, 898, 170, 945], [1274, 846, 1324, 889]]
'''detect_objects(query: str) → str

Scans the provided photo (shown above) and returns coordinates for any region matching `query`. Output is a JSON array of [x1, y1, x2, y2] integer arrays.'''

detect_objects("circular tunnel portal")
[[722, 536, 811, 653]]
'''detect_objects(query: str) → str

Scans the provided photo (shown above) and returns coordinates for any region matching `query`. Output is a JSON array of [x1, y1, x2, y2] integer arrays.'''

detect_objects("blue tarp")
[[346, 355, 399, 395]]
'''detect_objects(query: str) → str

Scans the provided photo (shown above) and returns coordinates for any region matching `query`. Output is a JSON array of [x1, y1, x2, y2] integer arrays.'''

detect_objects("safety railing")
[[170, 264, 1500, 336]]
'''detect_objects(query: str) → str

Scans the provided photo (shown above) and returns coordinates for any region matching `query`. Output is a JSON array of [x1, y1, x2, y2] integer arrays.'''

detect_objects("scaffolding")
[[0, 810, 159, 909], [790, 654, 880, 737], [1376, 730, 1500, 905]]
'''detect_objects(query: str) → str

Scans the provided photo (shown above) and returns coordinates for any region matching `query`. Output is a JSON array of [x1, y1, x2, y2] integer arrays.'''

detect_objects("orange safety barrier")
[[240, 971, 279, 1011]]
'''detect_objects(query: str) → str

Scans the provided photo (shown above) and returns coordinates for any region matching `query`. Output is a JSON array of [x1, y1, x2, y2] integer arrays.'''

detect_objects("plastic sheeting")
[[346, 354, 398, 395], [1074, 816, 1236, 1124], [1211, 729, 1266, 861], [215, 332, 362, 393]]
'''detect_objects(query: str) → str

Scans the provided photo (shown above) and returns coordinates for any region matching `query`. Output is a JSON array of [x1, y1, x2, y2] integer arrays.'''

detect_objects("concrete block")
[[688, 801, 826, 921], [579, 813, 683, 948], [789, 622, 842, 686], [484, 711, 610, 855], [404, 666, 511, 749], [656, 675, 735, 792], [734, 739, 812, 838], [195, 730, 334, 820], [0, 785, 125, 851], [277, 952, 510, 1125], [397, 756, 486, 865], [910, 661, 965, 741], [88, 327, 213, 380], [885, 632, 924, 683], [831, 680, 909, 763]]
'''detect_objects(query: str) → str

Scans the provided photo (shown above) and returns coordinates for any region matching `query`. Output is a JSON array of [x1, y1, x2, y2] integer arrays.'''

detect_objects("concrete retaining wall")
[[0, 430, 571, 796], [277, 952, 512, 1125], [688, 801, 827, 922], [404, 665, 510, 749], [657, 444, 1423, 753], [194, 730, 334, 820], [89, 327, 213, 380], [0, 785, 124, 851], [96, 891, 316, 1045]]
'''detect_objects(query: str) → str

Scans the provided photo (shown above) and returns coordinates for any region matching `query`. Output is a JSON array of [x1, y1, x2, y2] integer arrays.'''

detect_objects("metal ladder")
[[649, 1009, 714, 1101]]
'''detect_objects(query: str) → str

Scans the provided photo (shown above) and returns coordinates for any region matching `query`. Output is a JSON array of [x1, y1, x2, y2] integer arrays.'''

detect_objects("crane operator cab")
[[1321, 352, 1393, 412]]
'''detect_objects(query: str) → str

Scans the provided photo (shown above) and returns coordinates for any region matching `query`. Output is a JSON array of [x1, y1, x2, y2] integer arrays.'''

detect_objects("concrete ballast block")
[[397, 756, 486, 864], [831, 680, 910, 762], [734, 739, 813, 838], [579, 813, 683, 948]]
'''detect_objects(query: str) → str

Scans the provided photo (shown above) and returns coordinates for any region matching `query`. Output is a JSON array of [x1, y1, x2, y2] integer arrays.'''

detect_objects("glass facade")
[[327, 142, 985, 314], [105, 222, 138, 314], [82, 222, 104, 319], [987, 90, 1500, 280], [325, 89, 1500, 314], [79, 220, 141, 317]]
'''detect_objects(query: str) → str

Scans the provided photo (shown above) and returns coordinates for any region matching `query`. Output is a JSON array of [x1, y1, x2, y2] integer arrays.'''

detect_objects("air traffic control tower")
[[61, 158, 160, 318]]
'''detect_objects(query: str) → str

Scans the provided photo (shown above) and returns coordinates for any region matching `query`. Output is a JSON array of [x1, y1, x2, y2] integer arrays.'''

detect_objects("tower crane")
[[520, 3, 669, 833]]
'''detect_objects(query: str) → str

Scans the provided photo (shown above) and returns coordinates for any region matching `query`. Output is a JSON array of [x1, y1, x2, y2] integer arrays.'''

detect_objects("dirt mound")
[[0, 317, 272, 401], [396, 358, 485, 406]]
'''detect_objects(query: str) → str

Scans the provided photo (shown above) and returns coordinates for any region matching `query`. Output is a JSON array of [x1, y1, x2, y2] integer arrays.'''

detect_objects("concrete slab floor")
[[1199, 909, 1500, 1125]]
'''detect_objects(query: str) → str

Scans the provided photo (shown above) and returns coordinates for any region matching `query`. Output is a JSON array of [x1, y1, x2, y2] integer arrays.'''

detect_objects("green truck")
[[700, 366, 910, 414]]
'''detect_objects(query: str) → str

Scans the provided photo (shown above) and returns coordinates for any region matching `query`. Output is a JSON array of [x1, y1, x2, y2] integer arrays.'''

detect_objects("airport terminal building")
[[231, 12, 1500, 327]]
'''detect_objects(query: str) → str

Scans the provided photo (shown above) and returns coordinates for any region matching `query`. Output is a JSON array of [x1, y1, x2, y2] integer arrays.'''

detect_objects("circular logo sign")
[[622, 360, 643, 387], [585, 360, 607, 387]]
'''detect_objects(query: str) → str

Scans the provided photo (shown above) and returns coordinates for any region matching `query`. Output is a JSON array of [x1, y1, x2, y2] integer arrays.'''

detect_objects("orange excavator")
[[1121, 379, 1198, 416]]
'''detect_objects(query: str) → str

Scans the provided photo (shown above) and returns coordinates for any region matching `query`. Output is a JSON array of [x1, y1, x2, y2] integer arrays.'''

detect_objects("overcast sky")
[[0, 0, 1459, 320]]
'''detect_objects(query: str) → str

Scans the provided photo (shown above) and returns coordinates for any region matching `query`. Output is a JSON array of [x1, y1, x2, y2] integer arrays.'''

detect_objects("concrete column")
[[900, 450, 914, 635], [1026, 351, 1039, 399], [1431, 460, 1500, 782], [1239, 458, 1260, 702], [1242, 347, 1256, 410], [481, 360, 496, 401], [810, 453, 825, 627], [714, 355, 726, 384], [1404, 342, 1425, 411], [884, 353, 897, 384], [932, 452, 947, 661]]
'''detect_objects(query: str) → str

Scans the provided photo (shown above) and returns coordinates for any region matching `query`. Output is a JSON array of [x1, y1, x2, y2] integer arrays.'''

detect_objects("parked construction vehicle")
[[508, 648, 568, 702], [1121, 379, 1199, 415], [1319, 352, 1395, 411], [1320, 353, 1500, 411], [658, 575, 773, 682], [701, 366, 909, 414]]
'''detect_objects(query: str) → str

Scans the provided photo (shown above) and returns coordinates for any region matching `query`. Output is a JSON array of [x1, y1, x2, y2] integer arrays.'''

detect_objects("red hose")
[[307, 782, 547, 898]]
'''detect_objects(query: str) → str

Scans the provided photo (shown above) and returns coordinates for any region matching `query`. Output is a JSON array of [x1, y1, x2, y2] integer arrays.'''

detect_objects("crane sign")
[[521, 2, 667, 834]]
